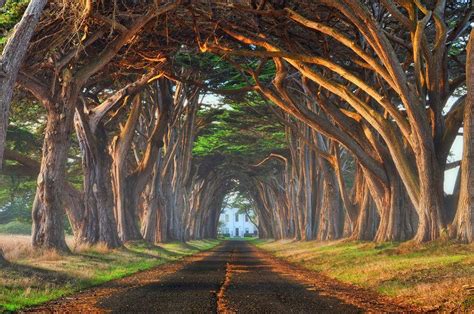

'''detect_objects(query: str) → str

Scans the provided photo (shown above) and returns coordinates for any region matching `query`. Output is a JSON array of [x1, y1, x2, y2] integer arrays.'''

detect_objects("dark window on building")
[[235, 213, 239, 222]]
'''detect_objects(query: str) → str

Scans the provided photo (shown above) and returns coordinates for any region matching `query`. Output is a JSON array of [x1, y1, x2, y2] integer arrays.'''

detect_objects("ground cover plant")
[[254, 239, 474, 311]]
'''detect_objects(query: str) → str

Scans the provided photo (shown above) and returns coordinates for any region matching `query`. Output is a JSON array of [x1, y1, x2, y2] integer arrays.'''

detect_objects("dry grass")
[[72, 241, 112, 254], [0, 235, 220, 312], [253, 239, 474, 311], [0, 235, 33, 261], [0, 235, 78, 261]]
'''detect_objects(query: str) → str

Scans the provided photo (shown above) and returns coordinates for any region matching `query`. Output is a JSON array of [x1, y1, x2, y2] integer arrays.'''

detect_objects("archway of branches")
[[1, 0, 473, 252]]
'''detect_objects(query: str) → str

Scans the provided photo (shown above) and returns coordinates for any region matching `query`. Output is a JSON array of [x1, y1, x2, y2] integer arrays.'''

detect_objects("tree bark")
[[141, 155, 168, 243], [74, 114, 121, 248], [317, 156, 343, 241], [451, 29, 474, 243], [32, 97, 76, 252], [0, 0, 47, 167], [413, 154, 445, 242], [374, 172, 417, 242], [351, 189, 379, 241], [62, 183, 84, 238], [349, 165, 378, 240], [110, 97, 143, 242]]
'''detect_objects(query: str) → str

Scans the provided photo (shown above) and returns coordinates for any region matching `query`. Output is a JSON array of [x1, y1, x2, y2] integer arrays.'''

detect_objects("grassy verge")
[[252, 239, 474, 311], [0, 235, 220, 312]]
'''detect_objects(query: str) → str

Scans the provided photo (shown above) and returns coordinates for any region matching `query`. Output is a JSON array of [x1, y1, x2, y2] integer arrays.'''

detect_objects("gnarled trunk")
[[110, 96, 143, 242], [74, 116, 121, 248], [32, 100, 75, 252]]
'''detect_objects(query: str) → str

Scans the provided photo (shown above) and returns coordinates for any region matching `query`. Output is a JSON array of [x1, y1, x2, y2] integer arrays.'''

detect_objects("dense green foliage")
[[0, 220, 31, 234], [194, 97, 286, 160], [174, 52, 275, 91], [0, 0, 29, 46], [0, 177, 34, 224], [180, 52, 287, 182], [174, 51, 289, 202], [0, 100, 45, 226]]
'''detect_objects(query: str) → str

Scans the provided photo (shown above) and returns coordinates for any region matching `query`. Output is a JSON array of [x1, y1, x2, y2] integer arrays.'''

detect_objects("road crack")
[[216, 248, 236, 313]]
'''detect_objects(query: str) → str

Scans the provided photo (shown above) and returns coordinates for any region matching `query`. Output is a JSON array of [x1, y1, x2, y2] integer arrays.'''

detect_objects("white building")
[[219, 207, 258, 237]]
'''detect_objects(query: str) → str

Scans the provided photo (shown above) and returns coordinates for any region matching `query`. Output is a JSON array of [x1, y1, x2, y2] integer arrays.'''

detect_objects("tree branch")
[[75, 2, 178, 85], [17, 72, 55, 110]]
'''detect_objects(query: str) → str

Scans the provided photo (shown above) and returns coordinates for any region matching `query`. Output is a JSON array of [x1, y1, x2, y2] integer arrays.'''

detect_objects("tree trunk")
[[352, 192, 379, 241], [317, 157, 343, 241], [365, 144, 418, 242], [350, 172, 379, 241], [142, 188, 159, 243], [109, 96, 143, 242], [414, 154, 445, 242], [374, 173, 416, 242], [314, 135, 343, 241], [32, 104, 74, 252], [451, 29, 474, 243], [75, 116, 121, 248], [62, 183, 84, 238], [252, 183, 275, 239], [142, 157, 167, 243], [112, 168, 143, 242], [0, 0, 47, 167]]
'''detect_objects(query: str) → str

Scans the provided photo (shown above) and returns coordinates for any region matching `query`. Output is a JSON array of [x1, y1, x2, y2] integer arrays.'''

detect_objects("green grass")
[[252, 239, 474, 310], [0, 221, 31, 235], [0, 236, 220, 312]]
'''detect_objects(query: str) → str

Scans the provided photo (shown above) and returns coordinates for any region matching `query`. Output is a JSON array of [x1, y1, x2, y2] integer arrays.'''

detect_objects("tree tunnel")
[[0, 0, 473, 255]]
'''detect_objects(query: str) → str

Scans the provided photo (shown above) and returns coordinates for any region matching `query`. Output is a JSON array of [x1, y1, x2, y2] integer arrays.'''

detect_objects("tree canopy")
[[0, 0, 473, 250]]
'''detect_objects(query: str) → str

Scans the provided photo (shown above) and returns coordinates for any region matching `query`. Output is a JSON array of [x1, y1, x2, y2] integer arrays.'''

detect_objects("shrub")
[[0, 220, 31, 235]]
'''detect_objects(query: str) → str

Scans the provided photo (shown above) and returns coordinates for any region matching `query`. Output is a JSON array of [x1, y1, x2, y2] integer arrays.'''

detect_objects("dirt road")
[[26, 241, 413, 313]]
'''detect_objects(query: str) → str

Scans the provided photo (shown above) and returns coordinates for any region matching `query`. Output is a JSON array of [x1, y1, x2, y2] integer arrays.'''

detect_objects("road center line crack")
[[216, 248, 236, 313]]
